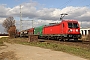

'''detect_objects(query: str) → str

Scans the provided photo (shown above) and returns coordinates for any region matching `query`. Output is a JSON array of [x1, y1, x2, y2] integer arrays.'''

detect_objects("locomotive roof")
[[44, 20, 78, 27], [62, 20, 78, 22]]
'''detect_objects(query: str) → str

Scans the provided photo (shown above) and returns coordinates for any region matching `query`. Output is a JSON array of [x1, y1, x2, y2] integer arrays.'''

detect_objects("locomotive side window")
[[68, 23, 79, 28]]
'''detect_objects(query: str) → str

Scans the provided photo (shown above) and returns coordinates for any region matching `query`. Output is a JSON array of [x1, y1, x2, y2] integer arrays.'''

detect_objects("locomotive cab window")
[[68, 23, 79, 28]]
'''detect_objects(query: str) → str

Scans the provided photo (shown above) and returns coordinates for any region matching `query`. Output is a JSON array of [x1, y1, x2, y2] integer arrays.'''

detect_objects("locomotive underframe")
[[41, 34, 81, 41]]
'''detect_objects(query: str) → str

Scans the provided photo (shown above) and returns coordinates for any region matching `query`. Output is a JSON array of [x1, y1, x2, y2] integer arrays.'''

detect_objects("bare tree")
[[2, 16, 15, 32], [2, 17, 16, 38]]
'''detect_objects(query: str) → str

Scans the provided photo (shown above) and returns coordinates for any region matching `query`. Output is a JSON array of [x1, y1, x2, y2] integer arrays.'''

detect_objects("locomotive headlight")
[[68, 29, 72, 32], [70, 29, 72, 32], [76, 29, 78, 32]]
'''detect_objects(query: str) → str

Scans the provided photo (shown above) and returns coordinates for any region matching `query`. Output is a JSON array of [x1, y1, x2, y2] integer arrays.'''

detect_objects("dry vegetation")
[[0, 38, 18, 60], [86, 35, 90, 41], [0, 37, 90, 60], [81, 35, 90, 44], [0, 51, 18, 60]]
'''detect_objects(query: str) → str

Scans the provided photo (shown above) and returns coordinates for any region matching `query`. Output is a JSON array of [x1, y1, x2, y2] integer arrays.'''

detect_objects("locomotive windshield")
[[68, 23, 79, 28]]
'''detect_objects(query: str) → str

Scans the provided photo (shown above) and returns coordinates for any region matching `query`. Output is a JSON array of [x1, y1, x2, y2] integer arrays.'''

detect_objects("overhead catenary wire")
[[58, 0, 86, 9], [62, 0, 90, 14], [59, 0, 88, 13], [58, 0, 87, 21], [59, 0, 73, 9], [22, 20, 33, 28]]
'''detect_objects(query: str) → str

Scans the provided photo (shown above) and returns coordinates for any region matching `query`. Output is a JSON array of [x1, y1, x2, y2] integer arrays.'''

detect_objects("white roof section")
[[80, 28, 90, 30]]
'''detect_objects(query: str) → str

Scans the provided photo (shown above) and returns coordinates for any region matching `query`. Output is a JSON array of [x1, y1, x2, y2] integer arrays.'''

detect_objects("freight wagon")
[[20, 30, 28, 37], [34, 26, 44, 38], [28, 28, 34, 35], [19, 28, 34, 37]]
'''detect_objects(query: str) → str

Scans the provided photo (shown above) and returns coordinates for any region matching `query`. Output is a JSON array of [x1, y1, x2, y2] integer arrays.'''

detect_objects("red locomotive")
[[42, 20, 81, 41]]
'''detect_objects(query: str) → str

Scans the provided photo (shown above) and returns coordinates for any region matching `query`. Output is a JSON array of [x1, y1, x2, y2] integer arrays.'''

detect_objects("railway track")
[[38, 39, 90, 49]]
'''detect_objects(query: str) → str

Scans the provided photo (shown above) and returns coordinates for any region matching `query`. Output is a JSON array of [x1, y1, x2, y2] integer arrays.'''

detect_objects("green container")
[[34, 25, 44, 36]]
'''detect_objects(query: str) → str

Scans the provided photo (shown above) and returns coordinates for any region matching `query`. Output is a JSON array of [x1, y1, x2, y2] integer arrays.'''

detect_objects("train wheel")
[[48, 36, 50, 40], [63, 39, 66, 42], [66, 38, 70, 41], [61, 37, 65, 42], [45, 36, 48, 40], [56, 37, 60, 41], [59, 38, 64, 42], [74, 38, 78, 42]]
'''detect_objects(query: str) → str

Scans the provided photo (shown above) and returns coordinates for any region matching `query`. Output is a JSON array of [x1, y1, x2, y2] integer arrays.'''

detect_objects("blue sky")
[[0, 0, 90, 8], [33, 0, 90, 8], [0, 0, 90, 33], [0, 0, 28, 7]]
